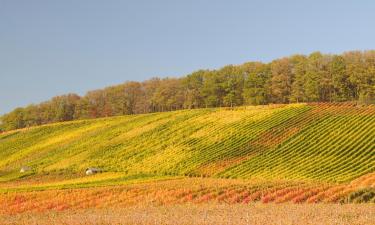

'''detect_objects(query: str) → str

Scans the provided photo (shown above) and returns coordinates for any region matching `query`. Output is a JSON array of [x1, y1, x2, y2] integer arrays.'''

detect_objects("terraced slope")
[[0, 103, 374, 184], [220, 103, 375, 183]]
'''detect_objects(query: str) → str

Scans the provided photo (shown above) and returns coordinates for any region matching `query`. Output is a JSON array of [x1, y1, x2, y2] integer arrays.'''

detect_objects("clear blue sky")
[[1, 0, 375, 115]]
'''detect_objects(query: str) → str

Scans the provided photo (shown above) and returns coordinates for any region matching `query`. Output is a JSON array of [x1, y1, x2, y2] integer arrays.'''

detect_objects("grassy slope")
[[0, 103, 374, 185]]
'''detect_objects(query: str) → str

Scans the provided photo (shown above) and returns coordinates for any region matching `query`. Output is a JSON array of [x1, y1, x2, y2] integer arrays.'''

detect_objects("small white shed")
[[85, 167, 102, 175]]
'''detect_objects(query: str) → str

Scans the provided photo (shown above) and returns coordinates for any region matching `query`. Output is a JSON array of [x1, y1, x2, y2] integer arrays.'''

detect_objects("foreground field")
[[1, 176, 374, 216], [1, 203, 374, 225]]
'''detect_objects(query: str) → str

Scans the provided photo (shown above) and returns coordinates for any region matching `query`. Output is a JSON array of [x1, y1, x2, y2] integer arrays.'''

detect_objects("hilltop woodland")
[[1, 50, 375, 131]]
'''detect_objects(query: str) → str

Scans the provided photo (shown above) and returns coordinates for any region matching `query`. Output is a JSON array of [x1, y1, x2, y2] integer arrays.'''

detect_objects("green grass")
[[0, 103, 374, 185], [0, 172, 178, 193]]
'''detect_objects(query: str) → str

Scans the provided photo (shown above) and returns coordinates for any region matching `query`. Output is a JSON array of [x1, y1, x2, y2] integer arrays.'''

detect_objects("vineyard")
[[0, 103, 374, 217]]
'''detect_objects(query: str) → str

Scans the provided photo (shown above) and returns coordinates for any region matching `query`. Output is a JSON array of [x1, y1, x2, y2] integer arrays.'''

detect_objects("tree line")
[[1, 50, 374, 131]]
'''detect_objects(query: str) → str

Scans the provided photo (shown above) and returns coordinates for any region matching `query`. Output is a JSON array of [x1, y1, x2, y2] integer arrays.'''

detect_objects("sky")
[[1, 0, 375, 115]]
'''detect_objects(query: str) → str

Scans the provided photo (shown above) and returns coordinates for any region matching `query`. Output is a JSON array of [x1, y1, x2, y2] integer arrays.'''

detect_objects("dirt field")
[[1, 203, 374, 225]]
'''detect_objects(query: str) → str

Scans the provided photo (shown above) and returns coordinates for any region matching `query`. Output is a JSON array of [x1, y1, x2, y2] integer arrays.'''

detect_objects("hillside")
[[0, 102, 374, 184], [1, 102, 375, 216]]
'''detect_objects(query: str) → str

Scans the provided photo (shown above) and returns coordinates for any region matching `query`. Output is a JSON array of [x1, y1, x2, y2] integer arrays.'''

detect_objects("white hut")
[[85, 167, 101, 175]]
